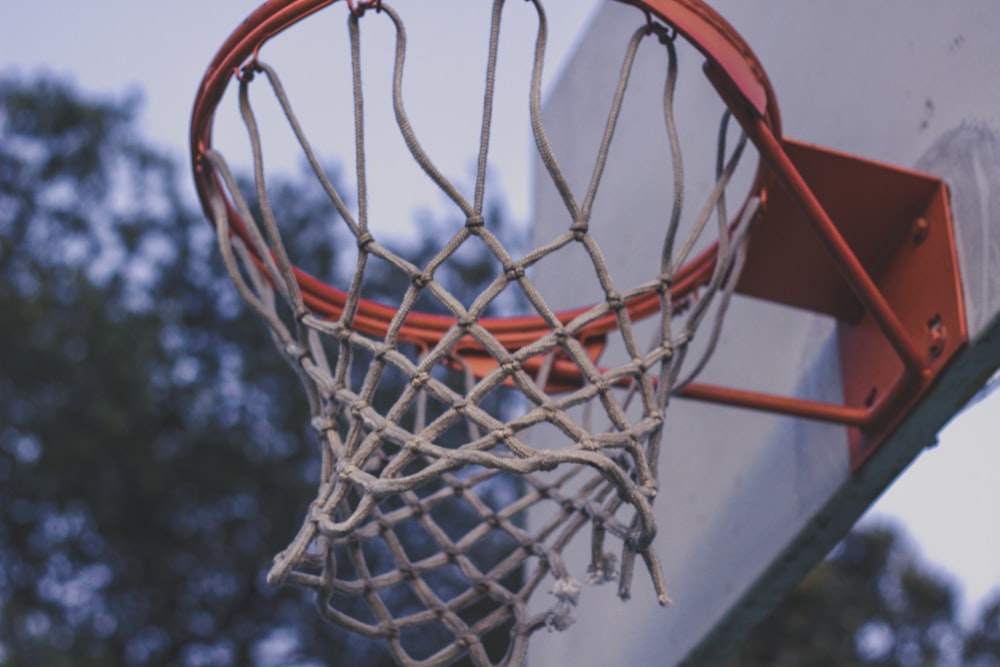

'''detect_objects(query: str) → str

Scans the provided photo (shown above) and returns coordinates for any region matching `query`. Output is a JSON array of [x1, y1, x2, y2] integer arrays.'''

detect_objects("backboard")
[[527, 2, 1000, 665], [191, 0, 1000, 663]]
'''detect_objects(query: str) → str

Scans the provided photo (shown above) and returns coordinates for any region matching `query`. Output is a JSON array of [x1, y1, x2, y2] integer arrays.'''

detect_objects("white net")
[[197, 1, 757, 664]]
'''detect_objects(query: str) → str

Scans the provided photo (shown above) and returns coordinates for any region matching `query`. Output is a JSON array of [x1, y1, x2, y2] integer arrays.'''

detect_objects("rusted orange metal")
[[663, 153, 963, 465], [191, 0, 967, 473], [698, 54, 967, 471]]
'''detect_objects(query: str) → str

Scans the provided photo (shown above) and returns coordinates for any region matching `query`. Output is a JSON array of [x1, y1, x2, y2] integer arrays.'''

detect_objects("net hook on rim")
[[236, 61, 262, 84], [346, 0, 382, 17], [642, 11, 677, 43]]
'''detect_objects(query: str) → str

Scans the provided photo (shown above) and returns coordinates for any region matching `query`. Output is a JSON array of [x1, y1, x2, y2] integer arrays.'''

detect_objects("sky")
[[866, 384, 1000, 625], [4, 0, 998, 631]]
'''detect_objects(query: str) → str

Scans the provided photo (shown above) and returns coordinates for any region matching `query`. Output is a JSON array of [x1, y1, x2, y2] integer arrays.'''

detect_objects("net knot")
[[541, 402, 560, 419], [465, 213, 485, 230], [409, 436, 431, 456], [411, 370, 430, 388], [349, 400, 368, 419], [500, 360, 520, 377], [570, 219, 589, 238], [336, 462, 361, 483], [657, 273, 673, 293], [605, 291, 624, 312], [492, 426, 514, 445], [504, 262, 526, 281], [356, 231, 375, 251], [411, 271, 432, 289]]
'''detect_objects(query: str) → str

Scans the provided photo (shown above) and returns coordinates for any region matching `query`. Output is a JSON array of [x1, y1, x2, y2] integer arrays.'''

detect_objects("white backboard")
[[527, 2, 1000, 664]]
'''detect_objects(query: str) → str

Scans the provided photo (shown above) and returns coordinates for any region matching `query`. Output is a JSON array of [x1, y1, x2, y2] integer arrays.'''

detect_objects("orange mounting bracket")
[[678, 128, 966, 470], [730, 138, 965, 470]]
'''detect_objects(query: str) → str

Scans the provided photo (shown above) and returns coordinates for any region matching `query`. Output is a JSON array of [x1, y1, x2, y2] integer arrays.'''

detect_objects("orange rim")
[[189, 0, 780, 355]]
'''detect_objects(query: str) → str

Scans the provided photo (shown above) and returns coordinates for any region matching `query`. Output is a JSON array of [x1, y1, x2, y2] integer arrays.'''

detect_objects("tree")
[[964, 597, 1000, 667], [725, 525, 993, 667], [1, 72, 321, 666], [0, 73, 526, 666]]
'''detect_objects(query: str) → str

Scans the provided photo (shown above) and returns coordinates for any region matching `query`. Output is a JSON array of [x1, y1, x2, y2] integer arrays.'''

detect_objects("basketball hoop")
[[190, 0, 964, 664]]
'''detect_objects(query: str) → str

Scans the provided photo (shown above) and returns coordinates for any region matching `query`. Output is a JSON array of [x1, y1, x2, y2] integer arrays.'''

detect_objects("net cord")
[[201, 1, 756, 664]]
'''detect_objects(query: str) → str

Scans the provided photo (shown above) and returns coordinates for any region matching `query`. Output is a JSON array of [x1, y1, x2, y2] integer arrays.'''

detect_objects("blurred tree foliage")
[[727, 526, 1000, 667], [0, 74, 521, 667]]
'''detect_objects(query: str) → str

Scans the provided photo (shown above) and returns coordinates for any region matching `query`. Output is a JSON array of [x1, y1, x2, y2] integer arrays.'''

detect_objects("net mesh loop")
[[202, 1, 758, 664]]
